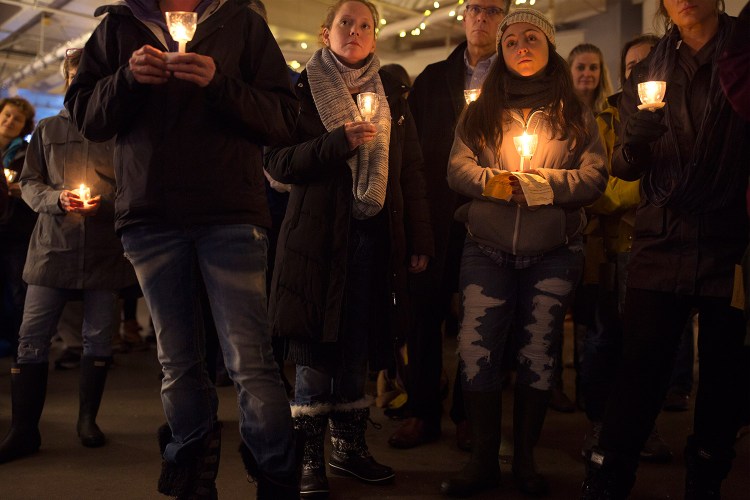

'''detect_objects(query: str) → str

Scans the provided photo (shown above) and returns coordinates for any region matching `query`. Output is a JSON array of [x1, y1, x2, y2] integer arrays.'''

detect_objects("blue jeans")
[[292, 220, 385, 407], [458, 238, 584, 392], [16, 285, 117, 363], [120, 223, 294, 476]]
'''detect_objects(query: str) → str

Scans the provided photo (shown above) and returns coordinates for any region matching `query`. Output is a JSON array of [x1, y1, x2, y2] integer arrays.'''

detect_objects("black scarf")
[[641, 14, 749, 214], [504, 53, 561, 110]]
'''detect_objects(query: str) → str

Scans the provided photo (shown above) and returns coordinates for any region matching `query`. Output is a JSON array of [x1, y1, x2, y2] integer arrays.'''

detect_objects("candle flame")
[[638, 81, 666, 106]]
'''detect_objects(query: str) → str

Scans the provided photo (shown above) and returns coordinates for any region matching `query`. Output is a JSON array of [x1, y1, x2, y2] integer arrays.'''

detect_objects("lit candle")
[[463, 89, 481, 104], [637, 81, 667, 111], [357, 92, 379, 122], [4, 168, 17, 183], [74, 184, 92, 206], [513, 131, 538, 172], [165, 11, 198, 53]]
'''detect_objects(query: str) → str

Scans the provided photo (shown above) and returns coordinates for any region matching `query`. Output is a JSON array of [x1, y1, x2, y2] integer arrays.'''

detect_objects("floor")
[[0, 316, 748, 500]]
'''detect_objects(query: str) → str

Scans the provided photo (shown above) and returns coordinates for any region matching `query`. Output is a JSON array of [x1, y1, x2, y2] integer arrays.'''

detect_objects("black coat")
[[65, 0, 297, 233], [613, 16, 750, 298], [407, 42, 469, 261], [265, 70, 433, 352]]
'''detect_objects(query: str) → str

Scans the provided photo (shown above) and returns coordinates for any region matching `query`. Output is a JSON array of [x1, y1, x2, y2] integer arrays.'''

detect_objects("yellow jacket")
[[582, 97, 641, 286]]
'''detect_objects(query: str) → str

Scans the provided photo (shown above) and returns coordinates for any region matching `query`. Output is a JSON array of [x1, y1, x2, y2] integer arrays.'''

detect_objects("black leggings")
[[599, 288, 748, 465]]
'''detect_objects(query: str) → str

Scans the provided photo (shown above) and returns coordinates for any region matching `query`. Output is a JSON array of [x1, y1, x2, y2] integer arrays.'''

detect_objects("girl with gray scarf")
[[264, 1, 433, 498]]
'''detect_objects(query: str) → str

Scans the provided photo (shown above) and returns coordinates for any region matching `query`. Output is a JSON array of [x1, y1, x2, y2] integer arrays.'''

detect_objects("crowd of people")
[[0, 0, 749, 499]]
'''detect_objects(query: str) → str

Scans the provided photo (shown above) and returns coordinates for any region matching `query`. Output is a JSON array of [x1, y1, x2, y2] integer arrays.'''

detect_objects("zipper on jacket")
[[512, 204, 521, 255], [510, 108, 545, 136]]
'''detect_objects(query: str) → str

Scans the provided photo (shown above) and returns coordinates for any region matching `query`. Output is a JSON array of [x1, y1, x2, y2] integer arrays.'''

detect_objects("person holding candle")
[[0, 97, 36, 360], [64, 1, 300, 498], [581, 0, 750, 498], [389, 0, 510, 454], [442, 9, 607, 497], [574, 34, 680, 464], [265, 1, 433, 497], [0, 48, 137, 463]]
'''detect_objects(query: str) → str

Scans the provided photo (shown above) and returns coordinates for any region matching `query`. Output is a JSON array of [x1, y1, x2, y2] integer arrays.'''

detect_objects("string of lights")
[[385, 1, 467, 39]]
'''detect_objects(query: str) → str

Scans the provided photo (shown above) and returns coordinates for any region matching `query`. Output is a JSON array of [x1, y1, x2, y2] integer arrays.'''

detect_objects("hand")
[[623, 109, 667, 147], [344, 121, 377, 150], [129, 45, 169, 85], [165, 52, 216, 87], [408, 254, 429, 273], [60, 191, 101, 215], [508, 174, 527, 205], [263, 169, 292, 193], [8, 182, 21, 198], [76, 195, 101, 216]]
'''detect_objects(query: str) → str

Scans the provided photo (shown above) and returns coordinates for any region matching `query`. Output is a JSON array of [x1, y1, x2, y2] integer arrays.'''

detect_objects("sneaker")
[[582, 421, 603, 459], [639, 427, 673, 463], [54, 347, 83, 370]]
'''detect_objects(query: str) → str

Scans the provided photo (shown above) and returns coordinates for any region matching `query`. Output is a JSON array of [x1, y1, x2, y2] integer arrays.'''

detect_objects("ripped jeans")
[[457, 237, 583, 392]]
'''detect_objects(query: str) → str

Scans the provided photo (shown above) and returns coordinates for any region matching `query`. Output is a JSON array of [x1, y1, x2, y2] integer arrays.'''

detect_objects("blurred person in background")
[[0, 47, 136, 463], [0, 97, 35, 359]]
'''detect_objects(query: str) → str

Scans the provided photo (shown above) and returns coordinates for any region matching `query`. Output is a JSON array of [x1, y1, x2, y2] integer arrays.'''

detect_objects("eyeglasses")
[[65, 48, 82, 59], [464, 4, 505, 18]]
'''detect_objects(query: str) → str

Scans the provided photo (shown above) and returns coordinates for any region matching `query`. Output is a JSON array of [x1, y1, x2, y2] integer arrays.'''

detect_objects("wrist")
[[622, 143, 649, 165]]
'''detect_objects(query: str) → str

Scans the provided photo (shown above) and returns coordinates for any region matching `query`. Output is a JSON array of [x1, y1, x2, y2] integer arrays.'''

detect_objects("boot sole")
[[300, 489, 330, 499], [328, 463, 395, 484]]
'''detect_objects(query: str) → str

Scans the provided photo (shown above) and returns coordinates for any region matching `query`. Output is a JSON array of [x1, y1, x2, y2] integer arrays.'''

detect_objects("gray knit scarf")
[[306, 48, 391, 219]]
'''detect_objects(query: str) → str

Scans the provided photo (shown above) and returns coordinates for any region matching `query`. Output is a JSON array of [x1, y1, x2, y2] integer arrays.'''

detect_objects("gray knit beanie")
[[497, 8, 555, 49]]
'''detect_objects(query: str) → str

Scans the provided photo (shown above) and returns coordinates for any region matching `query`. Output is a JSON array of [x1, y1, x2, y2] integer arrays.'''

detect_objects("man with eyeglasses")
[[388, 0, 509, 452]]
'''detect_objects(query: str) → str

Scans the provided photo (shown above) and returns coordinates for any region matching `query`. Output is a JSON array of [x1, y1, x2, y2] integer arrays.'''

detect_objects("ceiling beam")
[[0, 0, 95, 22]]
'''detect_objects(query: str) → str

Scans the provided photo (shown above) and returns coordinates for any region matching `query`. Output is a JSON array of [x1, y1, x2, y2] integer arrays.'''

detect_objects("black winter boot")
[[684, 436, 733, 500], [328, 402, 394, 484], [292, 406, 330, 498], [512, 385, 552, 496], [0, 363, 48, 464], [239, 436, 303, 500], [77, 356, 112, 448], [157, 422, 222, 499], [440, 390, 502, 497], [580, 447, 636, 500]]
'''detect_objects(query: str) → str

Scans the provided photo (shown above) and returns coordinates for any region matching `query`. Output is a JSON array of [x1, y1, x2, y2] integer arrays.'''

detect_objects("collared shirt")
[[464, 50, 497, 90]]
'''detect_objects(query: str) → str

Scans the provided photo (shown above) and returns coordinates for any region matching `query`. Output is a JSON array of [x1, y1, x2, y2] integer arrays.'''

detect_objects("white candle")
[[513, 132, 538, 172], [4, 168, 17, 183], [75, 184, 91, 206], [357, 92, 378, 122], [637, 81, 667, 111], [165, 11, 198, 53], [463, 89, 481, 104]]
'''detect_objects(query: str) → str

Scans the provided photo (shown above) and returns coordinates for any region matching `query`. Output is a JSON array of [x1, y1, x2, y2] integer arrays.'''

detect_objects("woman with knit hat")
[[441, 8, 607, 498]]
